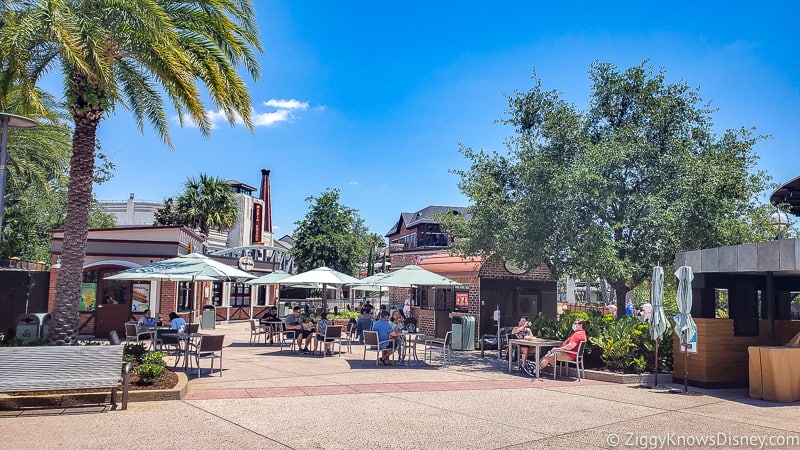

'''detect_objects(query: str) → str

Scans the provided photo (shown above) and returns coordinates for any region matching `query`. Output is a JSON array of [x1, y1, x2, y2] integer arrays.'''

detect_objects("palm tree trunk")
[[48, 106, 102, 345]]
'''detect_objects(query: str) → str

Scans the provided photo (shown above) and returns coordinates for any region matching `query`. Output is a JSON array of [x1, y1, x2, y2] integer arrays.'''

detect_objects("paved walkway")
[[2, 322, 799, 449]]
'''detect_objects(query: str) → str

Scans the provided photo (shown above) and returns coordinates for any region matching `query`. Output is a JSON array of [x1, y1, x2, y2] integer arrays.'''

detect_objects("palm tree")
[[175, 173, 238, 238], [0, 1, 261, 344]]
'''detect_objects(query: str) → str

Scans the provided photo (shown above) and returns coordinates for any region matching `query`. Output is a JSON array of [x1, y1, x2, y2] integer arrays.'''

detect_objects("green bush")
[[135, 363, 164, 385], [142, 351, 166, 367], [531, 311, 673, 374], [123, 343, 148, 364], [331, 311, 358, 319]]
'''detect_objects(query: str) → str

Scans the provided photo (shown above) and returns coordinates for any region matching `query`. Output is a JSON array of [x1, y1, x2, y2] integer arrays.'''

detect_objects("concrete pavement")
[[2, 322, 798, 449]]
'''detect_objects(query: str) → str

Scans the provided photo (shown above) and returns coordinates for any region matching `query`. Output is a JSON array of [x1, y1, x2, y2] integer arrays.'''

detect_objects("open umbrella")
[[105, 253, 255, 282], [277, 267, 360, 310], [246, 270, 292, 307], [673, 265, 697, 393], [649, 266, 669, 386], [368, 265, 460, 288]]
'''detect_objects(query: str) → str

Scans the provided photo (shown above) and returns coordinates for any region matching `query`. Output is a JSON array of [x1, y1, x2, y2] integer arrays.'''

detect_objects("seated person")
[[167, 312, 187, 330], [372, 310, 397, 365], [284, 306, 313, 353], [315, 313, 333, 355], [538, 318, 587, 371], [261, 306, 279, 322], [356, 309, 374, 342], [510, 317, 534, 372], [137, 309, 157, 329], [390, 310, 405, 359]]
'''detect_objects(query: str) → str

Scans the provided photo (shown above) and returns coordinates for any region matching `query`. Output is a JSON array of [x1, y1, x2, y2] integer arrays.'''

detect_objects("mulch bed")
[[8, 369, 179, 396]]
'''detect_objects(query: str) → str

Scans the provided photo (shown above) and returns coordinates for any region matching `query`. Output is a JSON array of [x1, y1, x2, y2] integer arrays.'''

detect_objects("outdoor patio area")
[[2, 322, 799, 449]]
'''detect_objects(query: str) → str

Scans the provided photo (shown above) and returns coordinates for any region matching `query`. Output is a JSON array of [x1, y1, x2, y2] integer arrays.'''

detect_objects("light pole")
[[770, 207, 790, 240], [0, 113, 38, 248]]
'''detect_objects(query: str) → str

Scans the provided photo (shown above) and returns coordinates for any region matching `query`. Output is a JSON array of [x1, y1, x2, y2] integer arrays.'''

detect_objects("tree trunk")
[[612, 279, 630, 320], [48, 106, 102, 345]]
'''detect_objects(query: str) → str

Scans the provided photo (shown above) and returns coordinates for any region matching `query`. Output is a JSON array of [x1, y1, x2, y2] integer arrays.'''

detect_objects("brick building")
[[385, 205, 557, 343]]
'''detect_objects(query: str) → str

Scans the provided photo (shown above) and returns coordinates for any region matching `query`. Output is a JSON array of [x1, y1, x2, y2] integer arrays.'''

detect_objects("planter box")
[[559, 367, 673, 385]]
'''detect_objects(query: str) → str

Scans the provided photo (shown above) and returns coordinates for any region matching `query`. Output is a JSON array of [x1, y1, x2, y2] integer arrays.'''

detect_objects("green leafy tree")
[[447, 61, 775, 315], [0, 0, 261, 344], [174, 174, 238, 237], [153, 197, 181, 226], [291, 188, 370, 275], [1, 85, 114, 261]]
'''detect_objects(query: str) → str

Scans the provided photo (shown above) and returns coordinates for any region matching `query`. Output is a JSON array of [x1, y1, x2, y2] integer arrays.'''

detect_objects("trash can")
[[451, 316, 464, 350], [35, 313, 52, 340], [462, 316, 476, 351], [15, 314, 41, 343], [201, 305, 216, 330]]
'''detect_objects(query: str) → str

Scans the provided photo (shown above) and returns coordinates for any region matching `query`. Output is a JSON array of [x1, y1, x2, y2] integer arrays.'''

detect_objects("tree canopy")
[[0, 0, 261, 344], [446, 61, 776, 312], [173, 173, 238, 238], [291, 188, 374, 276]]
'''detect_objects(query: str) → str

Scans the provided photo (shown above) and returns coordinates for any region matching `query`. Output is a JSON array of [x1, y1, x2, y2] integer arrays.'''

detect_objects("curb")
[[558, 367, 673, 384], [0, 371, 189, 410]]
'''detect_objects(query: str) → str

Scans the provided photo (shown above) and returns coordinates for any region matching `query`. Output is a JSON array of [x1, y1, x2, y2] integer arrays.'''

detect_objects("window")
[[256, 285, 267, 306], [177, 282, 194, 312], [211, 282, 223, 307], [230, 282, 251, 307]]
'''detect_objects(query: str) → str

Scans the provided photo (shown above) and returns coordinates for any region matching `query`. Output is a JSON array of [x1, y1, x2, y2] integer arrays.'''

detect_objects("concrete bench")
[[0, 345, 131, 410]]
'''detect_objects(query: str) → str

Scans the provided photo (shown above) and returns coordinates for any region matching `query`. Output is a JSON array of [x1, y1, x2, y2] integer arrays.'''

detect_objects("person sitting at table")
[[356, 308, 374, 343], [372, 310, 398, 365], [390, 310, 406, 360], [538, 318, 587, 372], [137, 309, 157, 328], [284, 306, 313, 354], [262, 306, 279, 322], [316, 312, 333, 355], [167, 312, 187, 330], [510, 317, 534, 373]]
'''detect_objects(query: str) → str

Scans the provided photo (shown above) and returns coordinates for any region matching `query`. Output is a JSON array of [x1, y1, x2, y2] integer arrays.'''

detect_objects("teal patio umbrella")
[[369, 265, 460, 288], [649, 266, 669, 386], [673, 265, 697, 393]]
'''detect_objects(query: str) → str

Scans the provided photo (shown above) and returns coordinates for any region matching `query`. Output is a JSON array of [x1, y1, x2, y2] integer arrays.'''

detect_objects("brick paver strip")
[[183, 378, 608, 400]]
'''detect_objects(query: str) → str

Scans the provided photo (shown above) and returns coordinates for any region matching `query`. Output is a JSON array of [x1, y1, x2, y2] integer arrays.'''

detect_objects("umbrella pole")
[[683, 343, 689, 393], [654, 337, 659, 387]]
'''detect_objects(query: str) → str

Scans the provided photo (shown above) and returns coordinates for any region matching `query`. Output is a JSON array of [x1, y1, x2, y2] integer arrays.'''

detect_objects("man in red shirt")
[[538, 318, 586, 371]]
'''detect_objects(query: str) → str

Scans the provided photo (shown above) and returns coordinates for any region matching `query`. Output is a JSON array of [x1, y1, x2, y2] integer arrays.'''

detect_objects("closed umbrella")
[[649, 266, 669, 386], [673, 265, 697, 393]]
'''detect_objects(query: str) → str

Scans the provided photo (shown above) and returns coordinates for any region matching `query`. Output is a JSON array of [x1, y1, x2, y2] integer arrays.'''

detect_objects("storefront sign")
[[132, 283, 150, 312], [456, 292, 469, 308], [252, 203, 263, 243], [80, 283, 97, 311]]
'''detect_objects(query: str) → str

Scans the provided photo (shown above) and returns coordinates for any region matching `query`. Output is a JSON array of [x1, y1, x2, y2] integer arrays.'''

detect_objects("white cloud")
[[348, 180, 360, 186], [252, 109, 292, 126], [263, 98, 309, 110], [171, 97, 316, 129]]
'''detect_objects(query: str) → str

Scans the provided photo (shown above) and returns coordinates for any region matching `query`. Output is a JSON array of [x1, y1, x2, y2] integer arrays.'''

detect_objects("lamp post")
[[0, 113, 38, 248], [770, 208, 790, 240]]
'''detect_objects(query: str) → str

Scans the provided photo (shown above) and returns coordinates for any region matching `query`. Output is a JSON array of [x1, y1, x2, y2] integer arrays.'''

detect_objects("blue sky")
[[88, 1, 800, 239]]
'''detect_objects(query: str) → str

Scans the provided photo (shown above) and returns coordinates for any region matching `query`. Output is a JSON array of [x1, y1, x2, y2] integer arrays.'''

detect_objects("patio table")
[[507, 338, 562, 378], [398, 332, 426, 365]]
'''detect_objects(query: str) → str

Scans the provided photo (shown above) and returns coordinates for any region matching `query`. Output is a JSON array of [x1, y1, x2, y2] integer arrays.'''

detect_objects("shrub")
[[135, 363, 164, 385], [331, 311, 358, 320], [531, 311, 673, 374], [123, 343, 148, 364]]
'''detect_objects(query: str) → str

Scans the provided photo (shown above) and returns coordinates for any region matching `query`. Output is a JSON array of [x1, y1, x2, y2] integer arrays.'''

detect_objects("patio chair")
[[158, 331, 184, 368], [362, 331, 397, 366], [190, 334, 225, 378], [277, 323, 297, 352], [556, 340, 587, 381], [423, 331, 452, 366], [184, 323, 200, 334], [124, 323, 150, 345], [248, 319, 268, 345], [315, 325, 342, 357]]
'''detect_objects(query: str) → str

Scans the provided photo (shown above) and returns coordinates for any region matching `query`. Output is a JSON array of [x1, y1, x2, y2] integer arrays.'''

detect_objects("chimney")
[[259, 169, 272, 233]]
